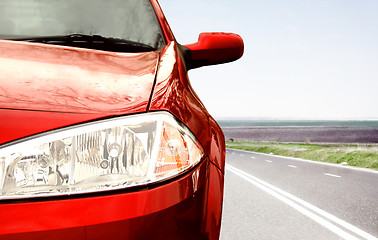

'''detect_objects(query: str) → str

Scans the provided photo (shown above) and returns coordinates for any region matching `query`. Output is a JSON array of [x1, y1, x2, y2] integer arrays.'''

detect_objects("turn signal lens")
[[0, 112, 204, 200]]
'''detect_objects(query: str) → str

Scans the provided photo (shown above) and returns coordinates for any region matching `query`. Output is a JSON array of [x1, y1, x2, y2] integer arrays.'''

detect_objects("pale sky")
[[158, 0, 378, 120]]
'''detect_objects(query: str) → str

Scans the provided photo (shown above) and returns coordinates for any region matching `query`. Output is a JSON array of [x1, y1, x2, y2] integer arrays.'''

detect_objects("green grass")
[[226, 142, 378, 170]]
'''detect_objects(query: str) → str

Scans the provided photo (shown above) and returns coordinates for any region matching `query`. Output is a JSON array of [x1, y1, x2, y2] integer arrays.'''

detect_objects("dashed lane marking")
[[324, 173, 342, 178]]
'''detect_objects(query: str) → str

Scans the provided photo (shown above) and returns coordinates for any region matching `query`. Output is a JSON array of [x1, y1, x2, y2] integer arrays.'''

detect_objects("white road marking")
[[324, 173, 342, 178], [226, 164, 377, 240], [240, 154, 244, 157], [288, 165, 298, 168], [251, 156, 256, 159], [265, 160, 272, 163]]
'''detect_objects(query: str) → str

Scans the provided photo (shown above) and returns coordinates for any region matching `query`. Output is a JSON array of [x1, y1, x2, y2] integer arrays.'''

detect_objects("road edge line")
[[226, 164, 378, 240]]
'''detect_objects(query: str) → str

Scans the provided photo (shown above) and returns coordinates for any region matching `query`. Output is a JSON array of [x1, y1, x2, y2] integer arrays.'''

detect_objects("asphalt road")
[[220, 148, 378, 240]]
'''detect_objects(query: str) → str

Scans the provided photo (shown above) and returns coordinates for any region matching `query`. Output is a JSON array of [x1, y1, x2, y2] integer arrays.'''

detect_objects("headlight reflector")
[[0, 112, 204, 200]]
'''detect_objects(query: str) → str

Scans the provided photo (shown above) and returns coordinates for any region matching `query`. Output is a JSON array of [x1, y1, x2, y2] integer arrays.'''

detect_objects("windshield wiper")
[[7, 34, 156, 53]]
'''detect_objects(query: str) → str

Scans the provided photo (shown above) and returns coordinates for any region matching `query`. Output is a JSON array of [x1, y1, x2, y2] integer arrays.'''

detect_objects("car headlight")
[[0, 112, 204, 200]]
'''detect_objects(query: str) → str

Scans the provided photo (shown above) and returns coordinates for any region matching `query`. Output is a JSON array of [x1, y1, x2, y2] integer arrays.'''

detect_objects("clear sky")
[[158, 0, 378, 120]]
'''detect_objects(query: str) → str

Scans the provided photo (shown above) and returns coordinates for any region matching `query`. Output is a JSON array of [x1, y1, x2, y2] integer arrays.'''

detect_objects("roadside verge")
[[226, 142, 378, 171]]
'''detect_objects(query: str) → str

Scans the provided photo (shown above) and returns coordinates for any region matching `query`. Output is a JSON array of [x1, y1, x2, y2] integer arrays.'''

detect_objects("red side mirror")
[[183, 32, 244, 70]]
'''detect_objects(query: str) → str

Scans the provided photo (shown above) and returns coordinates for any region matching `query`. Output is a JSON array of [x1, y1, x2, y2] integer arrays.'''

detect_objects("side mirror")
[[182, 32, 244, 70]]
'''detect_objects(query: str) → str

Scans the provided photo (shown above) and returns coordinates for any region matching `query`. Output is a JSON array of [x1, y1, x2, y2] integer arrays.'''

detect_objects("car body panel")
[[148, 42, 226, 238], [0, 1, 238, 239], [0, 159, 209, 239], [150, 42, 211, 157], [202, 163, 225, 240], [0, 40, 159, 114], [2, 188, 205, 240], [150, 41, 225, 172], [0, 39, 159, 144], [0, 109, 105, 145]]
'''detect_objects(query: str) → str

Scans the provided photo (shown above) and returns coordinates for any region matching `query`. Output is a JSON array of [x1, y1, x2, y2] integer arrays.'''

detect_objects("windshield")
[[0, 0, 165, 50]]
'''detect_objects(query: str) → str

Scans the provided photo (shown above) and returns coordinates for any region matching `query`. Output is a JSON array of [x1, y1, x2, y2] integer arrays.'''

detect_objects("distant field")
[[218, 120, 378, 127], [219, 120, 378, 144], [222, 126, 378, 144]]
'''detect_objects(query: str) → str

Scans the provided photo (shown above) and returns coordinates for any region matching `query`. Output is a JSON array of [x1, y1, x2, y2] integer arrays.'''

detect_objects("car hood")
[[0, 40, 160, 114], [0, 40, 160, 144]]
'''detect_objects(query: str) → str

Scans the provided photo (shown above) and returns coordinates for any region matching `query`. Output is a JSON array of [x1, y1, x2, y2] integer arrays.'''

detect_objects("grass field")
[[226, 142, 378, 171]]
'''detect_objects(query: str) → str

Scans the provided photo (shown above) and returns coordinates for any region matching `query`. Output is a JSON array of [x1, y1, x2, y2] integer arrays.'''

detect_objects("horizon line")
[[215, 117, 378, 121]]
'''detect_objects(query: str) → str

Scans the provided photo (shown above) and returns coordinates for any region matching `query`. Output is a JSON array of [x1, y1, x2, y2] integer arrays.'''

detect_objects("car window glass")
[[0, 0, 165, 49]]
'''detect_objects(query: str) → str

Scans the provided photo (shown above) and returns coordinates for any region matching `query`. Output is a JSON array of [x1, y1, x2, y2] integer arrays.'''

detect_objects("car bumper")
[[0, 158, 224, 240]]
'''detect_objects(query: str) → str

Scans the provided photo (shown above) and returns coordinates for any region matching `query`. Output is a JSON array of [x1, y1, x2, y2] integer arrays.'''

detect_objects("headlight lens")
[[0, 112, 204, 200]]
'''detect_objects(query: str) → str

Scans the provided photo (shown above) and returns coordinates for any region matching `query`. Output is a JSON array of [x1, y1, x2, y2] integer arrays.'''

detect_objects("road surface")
[[220, 148, 378, 240]]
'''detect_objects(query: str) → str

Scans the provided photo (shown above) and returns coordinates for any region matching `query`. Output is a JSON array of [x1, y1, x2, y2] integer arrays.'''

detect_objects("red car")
[[0, 0, 243, 239]]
